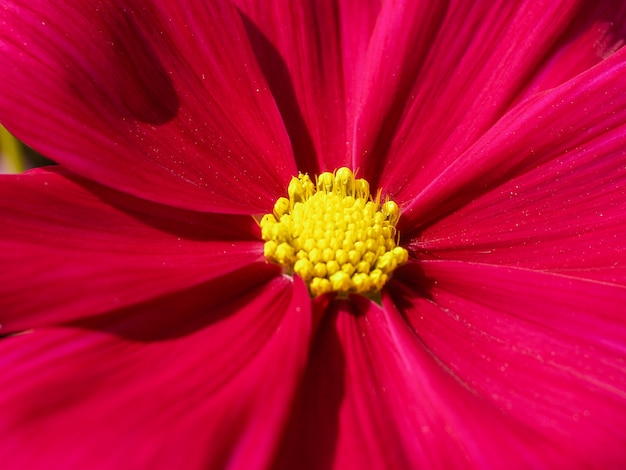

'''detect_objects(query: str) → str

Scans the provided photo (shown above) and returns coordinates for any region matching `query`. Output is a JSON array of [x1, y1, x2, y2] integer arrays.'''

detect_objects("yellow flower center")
[[260, 167, 408, 297]]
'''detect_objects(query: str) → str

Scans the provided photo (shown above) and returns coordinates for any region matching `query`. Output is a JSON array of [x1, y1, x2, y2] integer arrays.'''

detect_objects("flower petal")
[[235, 0, 367, 172], [397, 45, 626, 230], [413, 117, 626, 284], [389, 260, 626, 466], [0, 0, 294, 213], [0, 275, 312, 470], [275, 296, 561, 468], [513, 1, 626, 103], [350, 0, 447, 174], [377, 1, 626, 199], [0, 168, 268, 332]]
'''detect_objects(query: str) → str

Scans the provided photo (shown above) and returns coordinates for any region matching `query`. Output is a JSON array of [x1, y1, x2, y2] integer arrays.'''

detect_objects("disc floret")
[[261, 168, 408, 297]]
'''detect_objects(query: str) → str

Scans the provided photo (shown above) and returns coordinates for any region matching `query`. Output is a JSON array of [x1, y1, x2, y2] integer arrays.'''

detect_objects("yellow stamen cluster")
[[260, 167, 408, 297]]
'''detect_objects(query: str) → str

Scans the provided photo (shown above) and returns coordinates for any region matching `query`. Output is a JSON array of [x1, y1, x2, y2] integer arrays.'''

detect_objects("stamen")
[[261, 168, 408, 297]]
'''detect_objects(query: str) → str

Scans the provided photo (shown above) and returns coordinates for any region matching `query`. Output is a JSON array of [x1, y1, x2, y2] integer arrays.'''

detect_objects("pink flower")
[[2, 0, 626, 468]]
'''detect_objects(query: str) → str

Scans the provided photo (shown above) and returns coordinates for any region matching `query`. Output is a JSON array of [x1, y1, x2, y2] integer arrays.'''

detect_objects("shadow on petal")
[[273, 299, 347, 469], [238, 9, 318, 176], [69, 261, 281, 342], [386, 260, 435, 313], [52, 168, 261, 242]]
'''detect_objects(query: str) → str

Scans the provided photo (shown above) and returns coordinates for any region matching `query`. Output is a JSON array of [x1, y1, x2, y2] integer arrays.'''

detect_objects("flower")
[[1, 0, 626, 468]]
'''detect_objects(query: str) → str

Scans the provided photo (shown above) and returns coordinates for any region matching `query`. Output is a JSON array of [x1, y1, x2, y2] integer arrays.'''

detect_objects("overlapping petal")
[[513, 0, 626, 103], [377, 0, 626, 199], [349, 0, 446, 176], [389, 261, 626, 467], [0, 275, 312, 470], [396, 46, 626, 231], [0, 0, 294, 213], [276, 296, 563, 468], [0, 167, 269, 332], [412, 118, 626, 284], [234, 0, 354, 173]]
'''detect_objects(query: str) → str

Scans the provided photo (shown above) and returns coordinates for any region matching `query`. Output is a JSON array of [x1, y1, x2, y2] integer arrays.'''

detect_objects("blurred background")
[[0, 125, 52, 173]]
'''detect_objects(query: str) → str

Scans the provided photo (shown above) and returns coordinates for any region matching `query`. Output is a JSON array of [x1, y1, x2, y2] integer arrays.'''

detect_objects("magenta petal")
[[0, 0, 294, 213], [390, 260, 626, 466], [0, 168, 267, 332], [378, 1, 626, 201], [234, 0, 360, 172], [351, 0, 447, 176], [514, 1, 626, 103], [413, 118, 626, 284], [397, 46, 626, 229], [0, 276, 312, 470], [277, 297, 563, 468]]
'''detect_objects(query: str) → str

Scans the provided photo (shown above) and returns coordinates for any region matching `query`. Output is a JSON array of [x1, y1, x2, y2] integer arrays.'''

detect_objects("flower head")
[[1, 1, 626, 468]]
